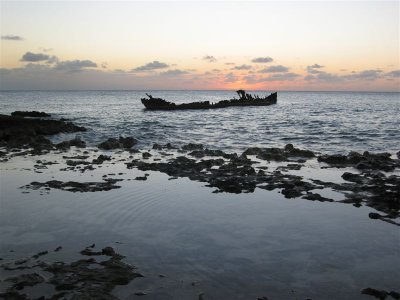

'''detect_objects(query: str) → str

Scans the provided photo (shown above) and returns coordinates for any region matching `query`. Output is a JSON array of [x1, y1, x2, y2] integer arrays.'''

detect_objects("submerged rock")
[[0, 246, 142, 299]]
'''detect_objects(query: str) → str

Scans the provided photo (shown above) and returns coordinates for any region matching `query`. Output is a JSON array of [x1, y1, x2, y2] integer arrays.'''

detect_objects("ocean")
[[1, 90, 399, 154], [1, 90, 399, 299]]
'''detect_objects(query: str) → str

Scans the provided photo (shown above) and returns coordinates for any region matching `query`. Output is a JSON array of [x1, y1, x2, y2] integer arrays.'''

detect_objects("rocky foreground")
[[1, 111, 399, 299]]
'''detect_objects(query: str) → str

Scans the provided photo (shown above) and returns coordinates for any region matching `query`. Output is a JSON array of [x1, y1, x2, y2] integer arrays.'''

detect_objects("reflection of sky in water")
[[1, 152, 399, 299], [0, 91, 399, 154]]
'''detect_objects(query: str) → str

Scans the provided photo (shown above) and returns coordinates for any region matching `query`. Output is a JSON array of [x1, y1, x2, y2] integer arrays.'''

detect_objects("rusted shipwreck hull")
[[141, 90, 277, 110]]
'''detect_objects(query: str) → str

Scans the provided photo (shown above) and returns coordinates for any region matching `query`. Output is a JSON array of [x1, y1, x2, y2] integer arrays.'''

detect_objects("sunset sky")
[[1, 1, 399, 91]]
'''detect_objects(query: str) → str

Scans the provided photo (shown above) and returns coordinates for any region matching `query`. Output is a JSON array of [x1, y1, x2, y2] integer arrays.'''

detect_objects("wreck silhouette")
[[141, 90, 277, 110]]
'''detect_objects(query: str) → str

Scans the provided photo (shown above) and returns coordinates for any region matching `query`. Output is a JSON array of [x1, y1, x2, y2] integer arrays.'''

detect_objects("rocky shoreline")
[[1, 111, 399, 299]]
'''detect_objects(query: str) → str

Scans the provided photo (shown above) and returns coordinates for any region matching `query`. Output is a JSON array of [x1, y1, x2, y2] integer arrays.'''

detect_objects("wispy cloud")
[[259, 65, 289, 73], [385, 70, 400, 78], [306, 64, 325, 74], [20, 52, 49, 62], [160, 69, 189, 76], [133, 61, 169, 71], [1, 35, 24, 41], [203, 55, 217, 63], [251, 57, 273, 63], [245, 72, 300, 83], [54, 60, 97, 72], [232, 64, 252, 70], [224, 72, 238, 82]]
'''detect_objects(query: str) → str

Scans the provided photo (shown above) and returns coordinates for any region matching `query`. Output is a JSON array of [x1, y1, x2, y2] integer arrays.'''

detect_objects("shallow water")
[[1, 90, 399, 154], [0, 151, 399, 299]]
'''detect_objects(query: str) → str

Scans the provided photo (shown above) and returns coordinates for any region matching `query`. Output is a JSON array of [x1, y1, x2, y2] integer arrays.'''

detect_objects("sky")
[[0, 1, 399, 91]]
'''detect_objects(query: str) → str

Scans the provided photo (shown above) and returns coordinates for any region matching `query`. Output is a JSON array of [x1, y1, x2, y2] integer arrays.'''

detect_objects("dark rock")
[[152, 143, 177, 150], [92, 154, 111, 164], [0, 114, 86, 151], [369, 212, 382, 219], [98, 136, 137, 150], [5, 273, 44, 290], [32, 251, 48, 259], [23, 179, 123, 193], [182, 143, 204, 151], [56, 137, 86, 149], [342, 172, 364, 183], [319, 151, 398, 172], [142, 152, 152, 158], [302, 192, 333, 202], [361, 287, 388, 299], [101, 247, 116, 256], [389, 291, 400, 299], [11, 111, 51, 118]]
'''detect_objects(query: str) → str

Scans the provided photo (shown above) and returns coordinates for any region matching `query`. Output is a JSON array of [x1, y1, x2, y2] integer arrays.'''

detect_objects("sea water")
[[1, 90, 399, 154]]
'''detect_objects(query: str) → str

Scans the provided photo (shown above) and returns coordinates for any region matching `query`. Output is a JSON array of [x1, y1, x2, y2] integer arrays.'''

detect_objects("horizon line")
[[0, 89, 399, 93]]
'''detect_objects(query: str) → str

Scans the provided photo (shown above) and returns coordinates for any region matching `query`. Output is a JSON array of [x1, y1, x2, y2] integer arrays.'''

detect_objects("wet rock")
[[102, 247, 116, 256], [284, 143, 315, 158], [98, 136, 137, 150], [242, 145, 314, 162], [66, 159, 90, 166], [302, 192, 333, 202], [390, 291, 400, 299], [23, 179, 123, 193], [152, 143, 177, 150], [56, 137, 86, 149], [342, 172, 364, 183], [63, 155, 89, 160], [92, 154, 112, 164], [369, 212, 382, 219], [142, 152, 152, 159], [318, 151, 398, 171], [0, 114, 86, 151], [5, 273, 44, 290], [182, 143, 204, 151], [32, 250, 48, 259], [11, 111, 51, 118], [361, 287, 389, 299]]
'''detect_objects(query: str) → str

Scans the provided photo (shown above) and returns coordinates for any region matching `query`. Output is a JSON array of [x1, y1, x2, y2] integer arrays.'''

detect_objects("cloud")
[[306, 64, 325, 74], [54, 60, 97, 72], [309, 64, 324, 69], [40, 48, 53, 52], [385, 70, 400, 78], [133, 61, 169, 71], [232, 64, 252, 70], [245, 72, 300, 83], [305, 69, 386, 83], [203, 55, 217, 63], [159, 69, 189, 76], [46, 56, 59, 64], [1, 35, 24, 41], [259, 65, 289, 73], [251, 57, 273, 63], [225, 62, 235, 65], [224, 72, 238, 83], [101, 62, 108, 69], [344, 69, 382, 80], [20, 52, 50, 62]]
